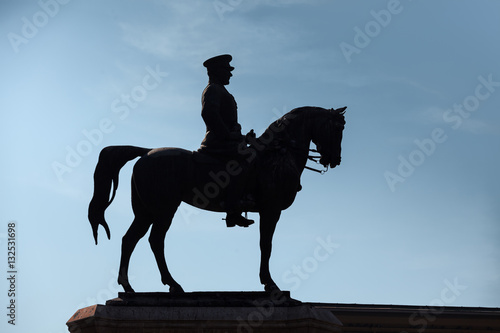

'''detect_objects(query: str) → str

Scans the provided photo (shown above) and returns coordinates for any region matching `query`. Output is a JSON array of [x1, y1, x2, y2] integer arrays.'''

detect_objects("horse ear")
[[333, 106, 347, 115]]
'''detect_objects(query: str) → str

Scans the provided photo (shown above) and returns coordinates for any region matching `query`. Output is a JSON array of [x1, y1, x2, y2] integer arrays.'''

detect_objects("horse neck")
[[286, 112, 315, 172], [260, 108, 316, 174]]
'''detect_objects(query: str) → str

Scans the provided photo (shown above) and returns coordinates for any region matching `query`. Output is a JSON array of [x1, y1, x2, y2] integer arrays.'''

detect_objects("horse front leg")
[[259, 209, 281, 292]]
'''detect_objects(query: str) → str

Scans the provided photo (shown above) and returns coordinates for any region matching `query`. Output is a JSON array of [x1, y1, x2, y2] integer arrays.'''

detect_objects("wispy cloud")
[[415, 105, 494, 134], [117, 1, 320, 64], [389, 77, 445, 99]]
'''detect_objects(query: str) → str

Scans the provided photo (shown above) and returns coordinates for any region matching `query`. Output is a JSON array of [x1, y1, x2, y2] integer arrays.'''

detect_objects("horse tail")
[[88, 145, 151, 245]]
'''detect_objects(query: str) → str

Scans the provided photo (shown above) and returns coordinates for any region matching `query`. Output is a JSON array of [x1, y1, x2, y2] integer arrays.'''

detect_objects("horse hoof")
[[264, 283, 280, 293], [169, 285, 185, 294], [122, 285, 135, 293]]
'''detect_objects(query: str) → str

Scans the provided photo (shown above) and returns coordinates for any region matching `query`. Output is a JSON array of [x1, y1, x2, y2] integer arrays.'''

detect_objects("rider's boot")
[[225, 212, 254, 228]]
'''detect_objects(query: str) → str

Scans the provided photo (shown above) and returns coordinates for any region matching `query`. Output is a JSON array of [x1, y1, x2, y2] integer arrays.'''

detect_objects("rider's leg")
[[224, 162, 254, 228]]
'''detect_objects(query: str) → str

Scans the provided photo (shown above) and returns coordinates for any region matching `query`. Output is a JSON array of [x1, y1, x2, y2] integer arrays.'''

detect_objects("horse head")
[[312, 107, 346, 169]]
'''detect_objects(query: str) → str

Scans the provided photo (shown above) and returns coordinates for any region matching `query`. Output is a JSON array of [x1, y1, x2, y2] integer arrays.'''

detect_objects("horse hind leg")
[[118, 212, 152, 293], [149, 203, 184, 293]]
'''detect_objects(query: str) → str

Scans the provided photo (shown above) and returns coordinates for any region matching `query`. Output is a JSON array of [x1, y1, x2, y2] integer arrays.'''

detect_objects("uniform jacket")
[[199, 82, 243, 154]]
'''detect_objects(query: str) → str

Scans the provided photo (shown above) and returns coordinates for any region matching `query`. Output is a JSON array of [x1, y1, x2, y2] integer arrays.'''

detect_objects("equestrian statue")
[[88, 54, 347, 293]]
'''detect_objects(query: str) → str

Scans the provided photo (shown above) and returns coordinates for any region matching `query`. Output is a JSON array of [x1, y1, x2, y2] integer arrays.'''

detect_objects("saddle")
[[192, 149, 257, 212], [192, 150, 231, 165]]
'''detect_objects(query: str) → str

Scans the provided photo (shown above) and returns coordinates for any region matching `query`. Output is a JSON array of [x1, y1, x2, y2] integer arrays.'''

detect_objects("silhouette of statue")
[[88, 56, 347, 294], [198, 54, 254, 228]]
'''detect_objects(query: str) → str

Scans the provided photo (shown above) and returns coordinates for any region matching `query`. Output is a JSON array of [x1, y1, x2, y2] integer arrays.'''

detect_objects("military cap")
[[203, 54, 234, 71]]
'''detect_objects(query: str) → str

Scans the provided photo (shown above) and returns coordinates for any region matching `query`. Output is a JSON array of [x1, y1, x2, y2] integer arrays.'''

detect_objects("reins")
[[305, 149, 329, 174], [262, 107, 345, 175]]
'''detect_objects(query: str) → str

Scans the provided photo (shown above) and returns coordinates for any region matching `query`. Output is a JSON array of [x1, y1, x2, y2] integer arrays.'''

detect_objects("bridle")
[[262, 106, 345, 175], [305, 148, 329, 174], [305, 110, 345, 174]]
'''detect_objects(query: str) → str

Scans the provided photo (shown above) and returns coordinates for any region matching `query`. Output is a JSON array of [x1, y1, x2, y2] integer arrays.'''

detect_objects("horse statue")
[[88, 106, 346, 293]]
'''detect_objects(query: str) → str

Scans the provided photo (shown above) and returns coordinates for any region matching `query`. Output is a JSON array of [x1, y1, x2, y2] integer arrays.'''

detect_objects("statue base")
[[67, 291, 342, 332]]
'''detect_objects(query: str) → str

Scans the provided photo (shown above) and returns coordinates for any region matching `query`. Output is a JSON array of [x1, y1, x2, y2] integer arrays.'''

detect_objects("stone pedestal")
[[67, 291, 342, 332]]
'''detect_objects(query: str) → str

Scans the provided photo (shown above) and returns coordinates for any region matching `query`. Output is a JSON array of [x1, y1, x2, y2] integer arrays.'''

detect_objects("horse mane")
[[247, 107, 330, 187], [256, 106, 330, 149]]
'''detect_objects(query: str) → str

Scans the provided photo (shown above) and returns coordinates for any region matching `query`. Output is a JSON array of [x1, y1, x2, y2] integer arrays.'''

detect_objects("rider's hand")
[[245, 129, 256, 142], [229, 132, 245, 141]]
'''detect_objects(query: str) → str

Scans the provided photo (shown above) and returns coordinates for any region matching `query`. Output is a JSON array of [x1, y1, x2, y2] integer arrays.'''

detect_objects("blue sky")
[[1, 0, 499, 332]]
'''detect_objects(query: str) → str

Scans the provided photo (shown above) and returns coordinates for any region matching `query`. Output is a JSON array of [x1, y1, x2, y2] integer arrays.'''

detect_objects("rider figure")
[[199, 54, 254, 228]]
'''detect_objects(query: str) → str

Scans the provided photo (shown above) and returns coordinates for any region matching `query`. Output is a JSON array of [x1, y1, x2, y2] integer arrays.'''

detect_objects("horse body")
[[89, 106, 346, 293]]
